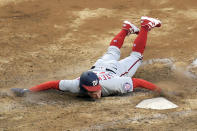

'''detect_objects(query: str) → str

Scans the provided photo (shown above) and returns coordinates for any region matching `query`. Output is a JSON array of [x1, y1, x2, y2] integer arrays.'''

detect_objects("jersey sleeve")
[[59, 78, 80, 93], [100, 76, 133, 96], [132, 78, 161, 92]]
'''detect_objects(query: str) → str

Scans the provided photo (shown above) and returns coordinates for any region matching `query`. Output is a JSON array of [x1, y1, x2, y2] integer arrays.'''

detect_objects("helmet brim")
[[82, 84, 101, 92]]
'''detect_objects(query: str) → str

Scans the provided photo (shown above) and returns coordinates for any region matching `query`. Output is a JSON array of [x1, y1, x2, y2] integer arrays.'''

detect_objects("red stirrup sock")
[[29, 80, 60, 92], [132, 27, 148, 54], [132, 78, 161, 92], [110, 30, 128, 49]]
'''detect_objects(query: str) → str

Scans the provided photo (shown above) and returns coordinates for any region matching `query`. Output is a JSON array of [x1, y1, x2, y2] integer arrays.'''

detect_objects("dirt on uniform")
[[0, 0, 197, 130]]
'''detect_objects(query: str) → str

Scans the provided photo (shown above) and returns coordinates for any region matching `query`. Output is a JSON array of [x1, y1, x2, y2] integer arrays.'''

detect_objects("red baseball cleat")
[[122, 20, 139, 35], [141, 16, 161, 31]]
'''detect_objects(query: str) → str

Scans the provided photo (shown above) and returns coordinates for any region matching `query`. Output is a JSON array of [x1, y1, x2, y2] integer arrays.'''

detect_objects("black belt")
[[91, 66, 116, 74]]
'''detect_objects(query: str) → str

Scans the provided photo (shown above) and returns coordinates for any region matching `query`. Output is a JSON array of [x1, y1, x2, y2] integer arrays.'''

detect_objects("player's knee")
[[130, 52, 143, 60]]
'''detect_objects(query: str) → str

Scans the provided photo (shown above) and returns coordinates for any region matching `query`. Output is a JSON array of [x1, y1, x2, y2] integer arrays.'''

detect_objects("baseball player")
[[12, 16, 162, 99]]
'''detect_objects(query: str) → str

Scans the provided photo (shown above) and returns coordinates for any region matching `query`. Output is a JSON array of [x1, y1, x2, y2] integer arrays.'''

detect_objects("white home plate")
[[136, 97, 178, 110]]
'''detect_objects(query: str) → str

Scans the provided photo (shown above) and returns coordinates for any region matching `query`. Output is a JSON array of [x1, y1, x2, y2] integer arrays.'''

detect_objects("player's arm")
[[102, 77, 161, 97], [29, 80, 60, 92], [29, 79, 79, 93], [132, 78, 161, 93], [30, 79, 80, 93], [11, 79, 80, 96]]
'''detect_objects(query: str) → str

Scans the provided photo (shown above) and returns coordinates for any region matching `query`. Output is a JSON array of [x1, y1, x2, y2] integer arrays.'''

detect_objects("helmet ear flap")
[[79, 84, 87, 93], [78, 85, 96, 101]]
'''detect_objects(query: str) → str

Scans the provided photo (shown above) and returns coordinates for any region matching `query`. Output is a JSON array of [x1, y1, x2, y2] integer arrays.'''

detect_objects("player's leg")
[[93, 21, 139, 68], [132, 16, 161, 54], [110, 21, 139, 49], [119, 16, 161, 77]]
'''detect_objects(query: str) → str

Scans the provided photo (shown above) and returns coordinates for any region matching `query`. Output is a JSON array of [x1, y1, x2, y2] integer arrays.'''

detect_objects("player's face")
[[87, 90, 101, 99]]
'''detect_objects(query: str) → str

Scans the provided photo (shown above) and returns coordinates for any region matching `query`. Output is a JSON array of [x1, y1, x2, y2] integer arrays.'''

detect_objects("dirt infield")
[[0, 0, 197, 130]]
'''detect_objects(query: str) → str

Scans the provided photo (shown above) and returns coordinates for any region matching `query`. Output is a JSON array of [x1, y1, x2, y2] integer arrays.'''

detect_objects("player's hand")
[[11, 88, 30, 97], [153, 87, 165, 97], [154, 87, 162, 93]]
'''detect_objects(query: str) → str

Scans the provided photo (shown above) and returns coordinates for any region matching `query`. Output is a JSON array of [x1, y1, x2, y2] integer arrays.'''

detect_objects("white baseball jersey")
[[59, 46, 143, 96]]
